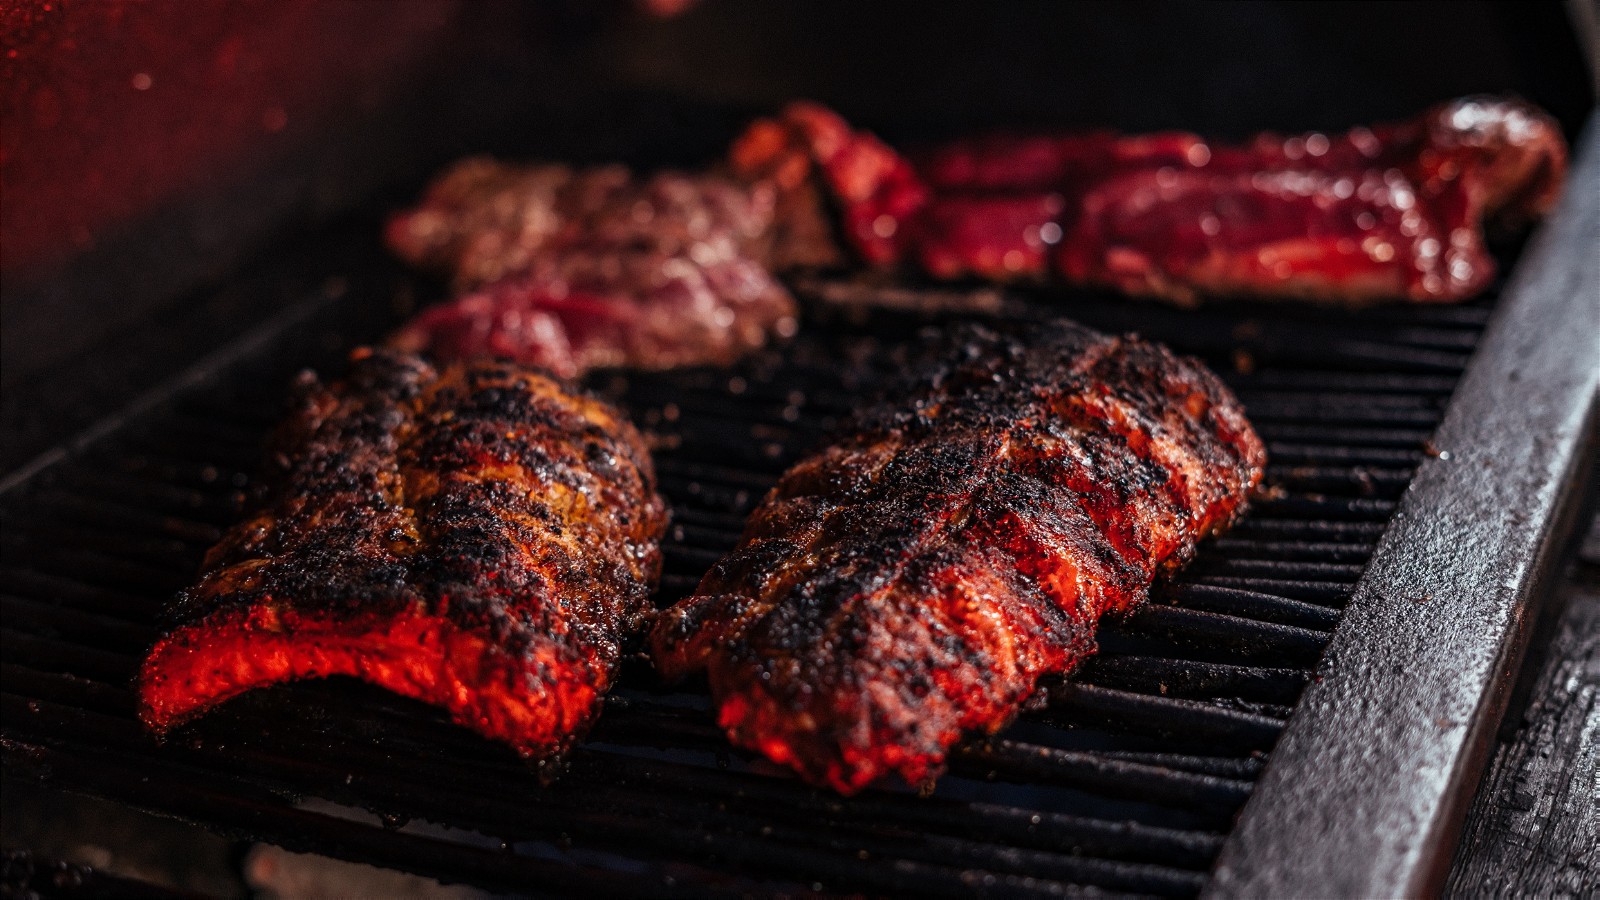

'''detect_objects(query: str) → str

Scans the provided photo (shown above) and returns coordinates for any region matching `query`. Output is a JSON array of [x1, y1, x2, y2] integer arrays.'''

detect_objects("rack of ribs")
[[733, 97, 1567, 305], [386, 161, 797, 378], [649, 322, 1265, 793], [139, 349, 668, 762]]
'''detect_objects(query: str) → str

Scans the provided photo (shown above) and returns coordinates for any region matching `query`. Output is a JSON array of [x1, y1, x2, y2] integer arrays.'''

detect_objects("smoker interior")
[[6, 4, 1593, 893], [0, 197, 1506, 894]]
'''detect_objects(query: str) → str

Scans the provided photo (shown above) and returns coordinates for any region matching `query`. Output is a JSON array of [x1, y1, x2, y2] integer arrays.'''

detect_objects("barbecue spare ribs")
[[732, 97, 1567, 305], [650, 322, 1265, 793], [139, 349, 668, 761], [386, 161, 797, 378]]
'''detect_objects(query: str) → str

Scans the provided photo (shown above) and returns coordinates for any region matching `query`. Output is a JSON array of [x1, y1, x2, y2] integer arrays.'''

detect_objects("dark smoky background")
[[2, 0, 1591, 470]]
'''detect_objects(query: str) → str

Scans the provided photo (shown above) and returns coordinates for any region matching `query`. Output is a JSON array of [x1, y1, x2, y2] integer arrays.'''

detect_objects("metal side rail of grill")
[[1207, 110, 1600, 900], [2, 120, 1596, 897]]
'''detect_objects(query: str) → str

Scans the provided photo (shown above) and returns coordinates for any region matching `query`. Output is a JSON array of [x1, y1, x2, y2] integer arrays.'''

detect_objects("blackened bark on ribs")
[[138, 350, 668, 761], [650, 323, 1265, 794]]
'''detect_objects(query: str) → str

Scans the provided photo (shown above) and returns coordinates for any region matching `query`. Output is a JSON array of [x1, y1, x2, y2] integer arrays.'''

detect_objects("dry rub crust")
[[138, 349, 667, 760], [650, 322, 1265, 793]]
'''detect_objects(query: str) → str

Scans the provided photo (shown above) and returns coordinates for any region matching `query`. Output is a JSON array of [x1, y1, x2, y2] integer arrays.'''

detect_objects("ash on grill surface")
[[0, 258, 1495, 896]]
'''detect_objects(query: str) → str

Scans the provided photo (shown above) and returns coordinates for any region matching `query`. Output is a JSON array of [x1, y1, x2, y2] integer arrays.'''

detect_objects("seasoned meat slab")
[[139, 349, 667, 760], [387, 161, 797, 378], [734, 97, 1566, 305], [650, 323, 1265, 794], [924, 97, 1567, 303]]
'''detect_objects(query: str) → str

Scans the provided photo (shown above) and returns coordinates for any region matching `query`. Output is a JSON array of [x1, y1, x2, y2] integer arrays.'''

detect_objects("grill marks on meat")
[[649, 324, 1264, 793], [138, 350, 667, 760], [387, 162, 797, 378], [735, 97, 1566, 305]]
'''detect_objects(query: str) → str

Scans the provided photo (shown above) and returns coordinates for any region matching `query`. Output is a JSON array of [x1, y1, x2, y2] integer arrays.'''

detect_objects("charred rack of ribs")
[[386, 161, 797, 378], [650, 322, 1266, 794], [139, 349, 668, 762], [732, 97, 1567, 305]]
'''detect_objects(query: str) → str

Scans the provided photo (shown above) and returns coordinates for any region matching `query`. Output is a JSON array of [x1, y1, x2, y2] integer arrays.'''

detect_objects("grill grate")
[[0, 261, 1496, 896]]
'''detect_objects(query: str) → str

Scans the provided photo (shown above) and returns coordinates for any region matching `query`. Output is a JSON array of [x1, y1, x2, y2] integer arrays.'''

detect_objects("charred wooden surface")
[[1444, 515, 1600, 899]]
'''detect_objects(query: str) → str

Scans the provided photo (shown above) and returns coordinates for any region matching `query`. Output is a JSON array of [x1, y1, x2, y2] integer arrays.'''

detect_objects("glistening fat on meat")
[[733, 97, 1567, 305]]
